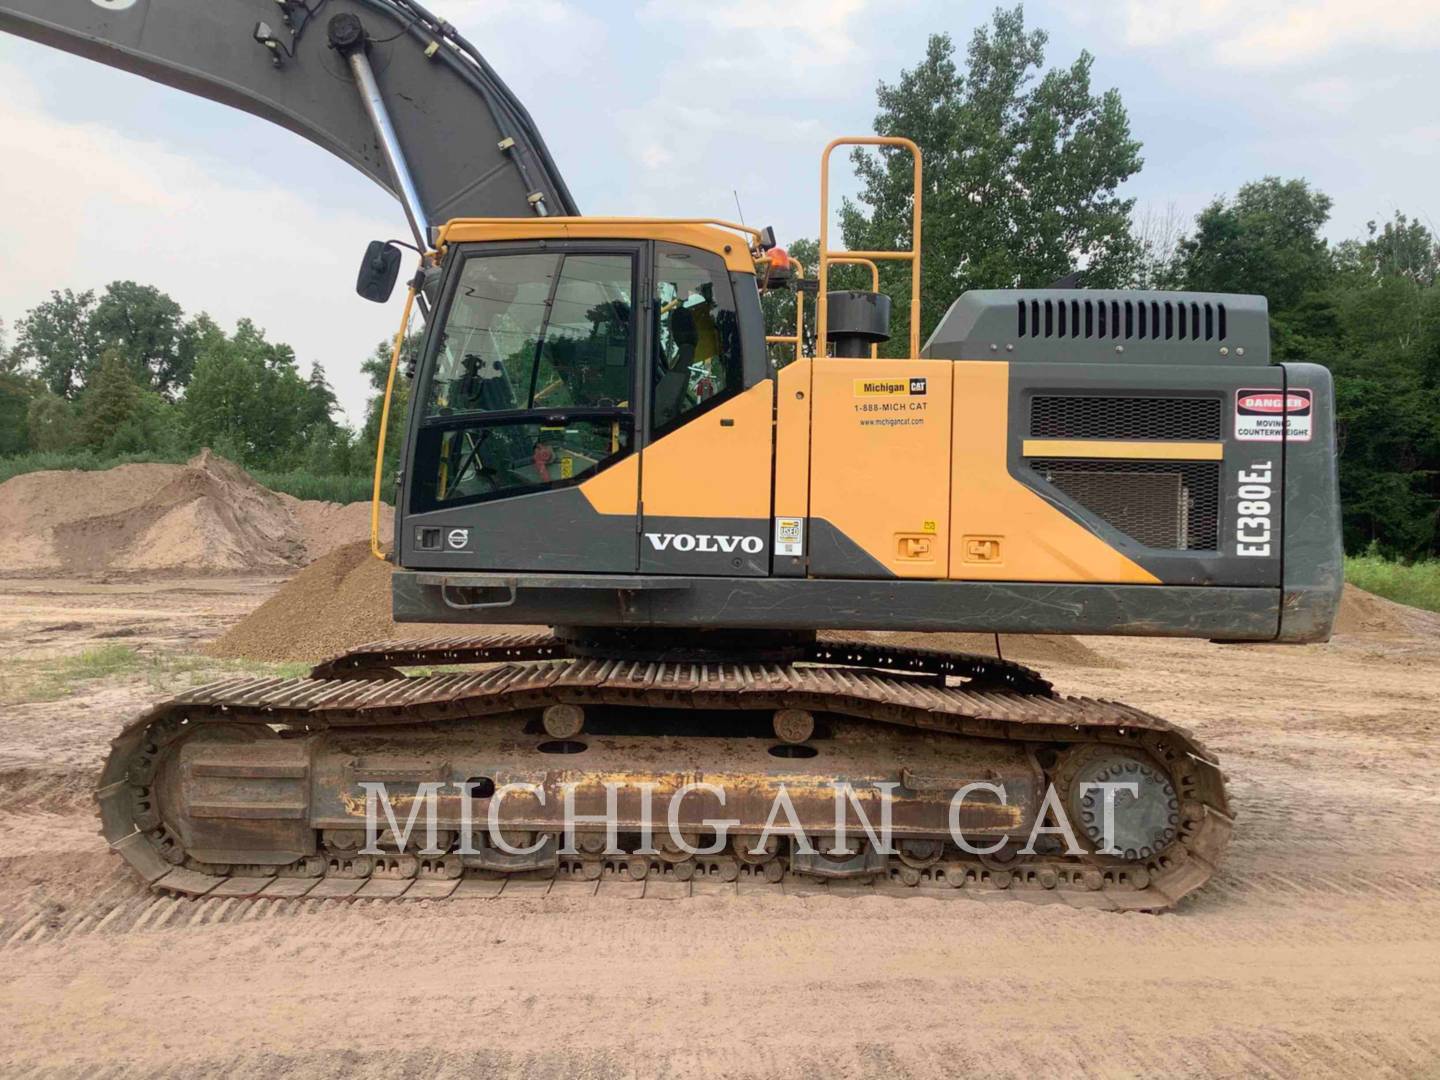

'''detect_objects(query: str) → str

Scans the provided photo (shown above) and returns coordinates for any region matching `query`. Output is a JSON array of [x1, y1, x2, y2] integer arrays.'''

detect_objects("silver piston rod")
[[330, 14, 430, 250]]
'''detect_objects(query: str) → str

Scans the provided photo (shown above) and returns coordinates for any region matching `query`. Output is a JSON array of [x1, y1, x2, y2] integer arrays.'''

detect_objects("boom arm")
[[0, 0, 578, 240]]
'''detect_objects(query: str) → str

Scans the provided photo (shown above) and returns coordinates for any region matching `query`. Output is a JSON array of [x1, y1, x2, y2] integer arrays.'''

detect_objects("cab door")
[[399, 241, 645, 572], [638, 242, 774, 576]]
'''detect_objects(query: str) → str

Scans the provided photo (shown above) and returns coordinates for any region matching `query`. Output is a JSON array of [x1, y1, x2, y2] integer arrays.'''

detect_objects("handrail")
[[371, 281, 419, 561], [818, 136, 923, 357], [764, 256, 807, 366]]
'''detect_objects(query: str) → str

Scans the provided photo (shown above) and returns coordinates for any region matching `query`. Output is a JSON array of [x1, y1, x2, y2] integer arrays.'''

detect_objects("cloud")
[[1110, 0, 1440, 67], [0, 61, 403, 426], [433, 0, 610, 73], [611, 0, 883, 234], [645, 0, 873, 64]]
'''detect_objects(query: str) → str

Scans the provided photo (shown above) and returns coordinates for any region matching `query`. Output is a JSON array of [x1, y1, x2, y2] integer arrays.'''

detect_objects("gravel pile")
[[206, 541, 466, 661]]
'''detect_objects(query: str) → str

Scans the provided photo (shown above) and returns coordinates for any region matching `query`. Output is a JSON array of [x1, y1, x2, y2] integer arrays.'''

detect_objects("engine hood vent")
[[922, 289, 1269, 365], [1018, 296, 1225, 342]]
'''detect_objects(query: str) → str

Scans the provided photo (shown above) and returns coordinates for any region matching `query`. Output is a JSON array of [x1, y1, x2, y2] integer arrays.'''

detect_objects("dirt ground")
[[1, 578, 1438, 1078]]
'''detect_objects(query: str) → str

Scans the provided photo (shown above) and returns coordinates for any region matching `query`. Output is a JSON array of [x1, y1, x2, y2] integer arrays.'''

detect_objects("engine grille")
[[1017, 297, 1227, 341], [1030, 459, 1220, 550], [1030, 396, 1222, 441]]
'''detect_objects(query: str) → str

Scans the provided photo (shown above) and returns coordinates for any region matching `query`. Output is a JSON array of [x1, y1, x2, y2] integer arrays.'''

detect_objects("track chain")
[[96, 639, 1231, 912], [308, 632, 1054, 694]]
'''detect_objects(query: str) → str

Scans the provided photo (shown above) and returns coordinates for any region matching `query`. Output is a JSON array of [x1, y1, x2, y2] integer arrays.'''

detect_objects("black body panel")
[[393, 570, 1286, 641]]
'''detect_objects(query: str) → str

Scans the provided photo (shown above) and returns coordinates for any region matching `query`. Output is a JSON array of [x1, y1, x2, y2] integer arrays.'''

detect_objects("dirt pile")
[[206, 541, 468, 661], [0, 451, 390, 577], [1334, 583, 1440, 637], [279, 494, 393, 563]]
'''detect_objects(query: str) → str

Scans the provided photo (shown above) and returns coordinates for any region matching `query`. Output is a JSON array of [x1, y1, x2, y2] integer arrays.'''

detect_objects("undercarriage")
[[97, 632, 1232, 911]]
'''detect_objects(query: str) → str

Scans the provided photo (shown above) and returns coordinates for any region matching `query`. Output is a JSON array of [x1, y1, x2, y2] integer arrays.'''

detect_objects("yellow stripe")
[[1022, 439, 1223, 461]]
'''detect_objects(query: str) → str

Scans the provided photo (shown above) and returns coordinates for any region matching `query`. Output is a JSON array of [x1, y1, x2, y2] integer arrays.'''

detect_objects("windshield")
[[425, 252, 633, 417]]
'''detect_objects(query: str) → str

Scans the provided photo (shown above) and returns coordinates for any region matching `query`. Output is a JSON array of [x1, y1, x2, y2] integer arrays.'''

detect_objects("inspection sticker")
[[1235, 388, 1312, 442], [774, 517, 804, 556]]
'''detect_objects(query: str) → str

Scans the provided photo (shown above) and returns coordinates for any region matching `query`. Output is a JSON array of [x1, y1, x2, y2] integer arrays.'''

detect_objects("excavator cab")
[[397, 224, 772, 577]]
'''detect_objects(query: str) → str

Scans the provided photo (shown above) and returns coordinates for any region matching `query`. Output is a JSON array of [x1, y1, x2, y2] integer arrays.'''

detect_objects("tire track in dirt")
[[3, 1030, 1437, 1080], [1, 895, 1438, 1078]]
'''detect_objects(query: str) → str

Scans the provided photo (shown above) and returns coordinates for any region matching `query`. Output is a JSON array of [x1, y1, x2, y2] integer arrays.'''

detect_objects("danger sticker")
[[774, 517, 804, 557], [1235, 388, 1312, 442]]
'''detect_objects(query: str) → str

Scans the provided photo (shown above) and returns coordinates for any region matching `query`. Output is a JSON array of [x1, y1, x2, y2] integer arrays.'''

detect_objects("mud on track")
[[0, 580, 1438, 1078]]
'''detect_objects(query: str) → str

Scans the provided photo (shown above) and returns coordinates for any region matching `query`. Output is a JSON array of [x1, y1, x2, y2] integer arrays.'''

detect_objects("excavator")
[[2, 0, 1342, 909]]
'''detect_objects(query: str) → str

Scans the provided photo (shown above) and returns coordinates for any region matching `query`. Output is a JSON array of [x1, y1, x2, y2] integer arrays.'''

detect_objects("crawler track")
[[96, 636, 1232, 911]]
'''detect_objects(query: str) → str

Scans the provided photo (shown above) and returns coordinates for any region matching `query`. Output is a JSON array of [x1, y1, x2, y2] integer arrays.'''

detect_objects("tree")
[[0, 374, 35, 455], [1172, 177, 1333, 314], [89, 280, 198, 397], [1335, 213, 1440, 289], [300, 361, 341, 432], [839, 8, 1143, 354], [80, 349, 145, 450], [181, 318, 327, 468], [1131, 203, 1186, 289], [26, 391, 83, 452], [10, 289, 99, 398], [1164, 180, 1439, 558], [1325, 218, 1440, 558]]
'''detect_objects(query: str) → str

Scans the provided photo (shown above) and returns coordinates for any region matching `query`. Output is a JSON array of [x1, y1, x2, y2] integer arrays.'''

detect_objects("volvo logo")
[[645, 532, 764, 555], [445, 528, 470, 550], [91, 0, 139, 10]]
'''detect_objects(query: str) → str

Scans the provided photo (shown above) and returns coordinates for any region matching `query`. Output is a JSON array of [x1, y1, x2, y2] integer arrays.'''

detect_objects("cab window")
[[652, 243, 742, 435], [411, 250, 634, 513], [425, 252, 632, 416]]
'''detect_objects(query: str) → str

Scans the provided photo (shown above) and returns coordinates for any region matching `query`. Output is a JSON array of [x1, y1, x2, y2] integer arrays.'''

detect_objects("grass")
[[0, 646, 312, 706], [0, 449, 186, 484], [250, 469, 380, 504], [0, 450, 389, 505], [1345, 554, 1440, 614]]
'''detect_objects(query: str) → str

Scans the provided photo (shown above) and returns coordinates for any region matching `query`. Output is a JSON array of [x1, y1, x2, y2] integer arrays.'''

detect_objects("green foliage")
[[250, 468, 380, 504], [5, 283, 344, 466], [10, 288, 99, 398], [181, 317, 340, 469], [1173, 177, 1334, 313], [80, 349, 178, 454], [0, 645, 143, 705], [0, 449, 188, 485], [1169, 184, 1439, 557], [90, 280, 199, 397], [1345, 554, 1440, 614], [1, 645, 314, 707], [0, 373, 36, 456], [79, 349, 139, 447], [840, 8, 1142, 355], [26, 390, 83, 452]]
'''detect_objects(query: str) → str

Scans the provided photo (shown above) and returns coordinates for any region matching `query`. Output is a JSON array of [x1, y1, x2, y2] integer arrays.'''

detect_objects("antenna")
[[733, 189, 747, 226]]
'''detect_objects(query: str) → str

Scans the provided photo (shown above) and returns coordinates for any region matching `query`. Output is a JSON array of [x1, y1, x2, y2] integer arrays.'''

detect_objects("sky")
[[2, 0, 1437, 427]]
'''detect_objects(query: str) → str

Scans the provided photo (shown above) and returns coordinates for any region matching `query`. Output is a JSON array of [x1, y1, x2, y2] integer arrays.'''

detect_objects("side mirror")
[[356, 240, 402, 303]]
